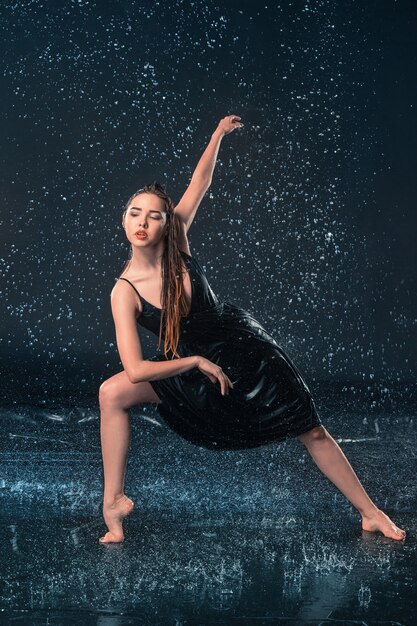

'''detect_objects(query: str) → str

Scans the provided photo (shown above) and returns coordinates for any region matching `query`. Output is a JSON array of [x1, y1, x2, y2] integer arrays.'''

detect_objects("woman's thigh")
[[99, 370, 162, 409]]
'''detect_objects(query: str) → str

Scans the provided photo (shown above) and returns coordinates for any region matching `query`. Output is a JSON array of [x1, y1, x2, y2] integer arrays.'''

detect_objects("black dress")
[[117, 249, 322, 450]]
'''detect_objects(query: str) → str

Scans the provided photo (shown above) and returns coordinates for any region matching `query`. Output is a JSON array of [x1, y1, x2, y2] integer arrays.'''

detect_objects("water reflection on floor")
[[0, 393, 415, 625]]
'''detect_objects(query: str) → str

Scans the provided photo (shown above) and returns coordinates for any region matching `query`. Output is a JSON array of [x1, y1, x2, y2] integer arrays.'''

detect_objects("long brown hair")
[[120, 181, 188, 360]]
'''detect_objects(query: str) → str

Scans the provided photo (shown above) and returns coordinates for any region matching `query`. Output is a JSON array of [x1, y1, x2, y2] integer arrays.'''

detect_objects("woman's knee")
[[297, 425, 328, 445], [99, 373, 159, 409], [99, 378, 123, 407]]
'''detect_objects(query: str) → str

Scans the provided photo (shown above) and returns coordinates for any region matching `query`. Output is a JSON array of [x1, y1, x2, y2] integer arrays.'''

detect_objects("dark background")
[[1, 0, 416, 403], [1, 4, 416, 622]]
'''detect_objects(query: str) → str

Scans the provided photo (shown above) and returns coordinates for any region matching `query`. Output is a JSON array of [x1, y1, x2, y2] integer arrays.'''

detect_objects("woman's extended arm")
[[112, 284, 234, 394], [135, 356, 199, 384], [192, 114, 243, 180], [138, 354, 234, 397], [174, 114, 243, 230], [112, 282, 200, 384]]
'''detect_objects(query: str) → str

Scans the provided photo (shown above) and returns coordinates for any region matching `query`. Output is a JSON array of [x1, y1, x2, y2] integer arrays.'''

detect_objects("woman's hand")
[[196, 356, 234, 396], [216, 115, 244, 137]]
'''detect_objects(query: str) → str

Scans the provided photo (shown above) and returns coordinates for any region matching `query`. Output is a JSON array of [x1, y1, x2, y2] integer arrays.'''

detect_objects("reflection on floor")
[[0, 384, 415, 625]]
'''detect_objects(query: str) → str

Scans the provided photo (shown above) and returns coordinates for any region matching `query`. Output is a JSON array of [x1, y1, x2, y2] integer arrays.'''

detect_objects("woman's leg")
[[297, 426, 406, 540], [98, 371, 161, 543]]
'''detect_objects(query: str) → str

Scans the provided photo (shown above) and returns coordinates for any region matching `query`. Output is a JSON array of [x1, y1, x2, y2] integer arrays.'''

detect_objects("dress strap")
[[116, 251, 191, 311], [117, 277, 144, 302]]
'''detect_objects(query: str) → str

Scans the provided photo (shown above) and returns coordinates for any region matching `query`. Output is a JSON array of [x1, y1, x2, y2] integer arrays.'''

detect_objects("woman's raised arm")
[[174, 115, 243, 231]]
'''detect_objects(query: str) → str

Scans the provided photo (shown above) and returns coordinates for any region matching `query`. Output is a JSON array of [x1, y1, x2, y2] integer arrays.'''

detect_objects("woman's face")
[[122, 193, 168, 247]]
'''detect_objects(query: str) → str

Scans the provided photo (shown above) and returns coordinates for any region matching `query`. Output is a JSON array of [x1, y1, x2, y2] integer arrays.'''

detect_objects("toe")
[[388, 527, 405, 540], [99, 532, 124, 543]]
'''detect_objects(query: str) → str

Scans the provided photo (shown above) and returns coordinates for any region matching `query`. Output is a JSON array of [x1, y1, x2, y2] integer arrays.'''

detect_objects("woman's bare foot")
[[98, 494, 135, 543], [361, 508, 406, 540]]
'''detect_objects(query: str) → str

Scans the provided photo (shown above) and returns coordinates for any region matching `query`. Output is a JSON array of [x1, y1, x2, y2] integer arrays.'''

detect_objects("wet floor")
[[0, 384, 416, 625]]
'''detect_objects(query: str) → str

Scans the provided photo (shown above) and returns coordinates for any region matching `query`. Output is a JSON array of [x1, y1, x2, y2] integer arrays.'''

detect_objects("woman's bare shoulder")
[[111, 278, 143, 317]]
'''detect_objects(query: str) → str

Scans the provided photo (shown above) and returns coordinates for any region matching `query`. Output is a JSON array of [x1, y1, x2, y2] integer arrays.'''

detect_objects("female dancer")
[[98, 115, 406, 543]]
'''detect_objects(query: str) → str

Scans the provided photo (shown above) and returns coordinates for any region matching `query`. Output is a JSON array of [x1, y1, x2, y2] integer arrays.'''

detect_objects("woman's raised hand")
[[196, 356, 234, 396], [216, 115, 244, 136]]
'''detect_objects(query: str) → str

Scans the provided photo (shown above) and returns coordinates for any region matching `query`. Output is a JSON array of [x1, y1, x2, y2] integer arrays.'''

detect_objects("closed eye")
[[131, 213, 160, 220]]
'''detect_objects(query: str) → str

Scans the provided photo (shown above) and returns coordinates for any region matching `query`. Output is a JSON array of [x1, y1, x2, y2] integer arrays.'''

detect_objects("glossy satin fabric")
[[118, 250, 322, 450]]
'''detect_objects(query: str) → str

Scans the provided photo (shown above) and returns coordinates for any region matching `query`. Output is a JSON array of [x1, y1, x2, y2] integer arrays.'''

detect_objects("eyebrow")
[[128, 206, 162, 214]]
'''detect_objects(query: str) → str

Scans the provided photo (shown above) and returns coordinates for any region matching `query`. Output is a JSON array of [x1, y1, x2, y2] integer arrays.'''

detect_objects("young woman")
[[98, 115, 406, 544]]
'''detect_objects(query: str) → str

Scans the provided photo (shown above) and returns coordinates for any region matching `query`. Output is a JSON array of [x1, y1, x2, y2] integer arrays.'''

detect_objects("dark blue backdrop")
[[2, 0, 416, 402]]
